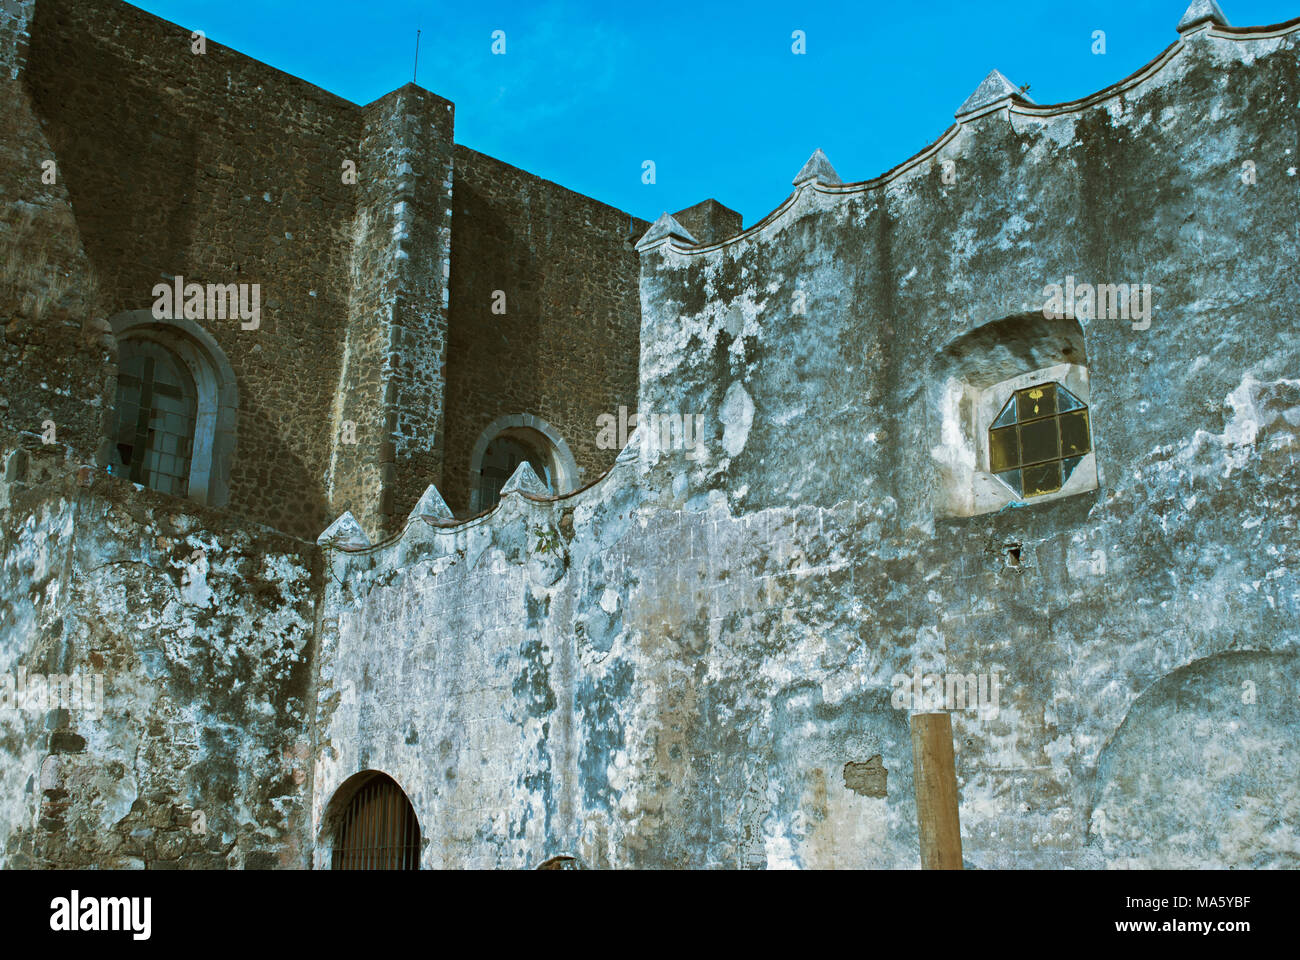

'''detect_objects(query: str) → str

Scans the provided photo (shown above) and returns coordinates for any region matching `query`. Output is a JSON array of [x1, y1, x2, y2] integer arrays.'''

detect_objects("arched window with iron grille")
[[329, 772, 421, 870]]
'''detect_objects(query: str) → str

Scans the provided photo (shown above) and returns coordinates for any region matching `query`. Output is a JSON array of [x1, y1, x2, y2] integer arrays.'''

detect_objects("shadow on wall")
[[444, 177, 543, 515], [1088, 649, 1300, 869], [23, 5, 337, 538], [26, 3, 198, 312]]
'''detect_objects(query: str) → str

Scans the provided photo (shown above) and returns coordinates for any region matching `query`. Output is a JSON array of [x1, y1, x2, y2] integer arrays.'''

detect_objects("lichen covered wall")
[[0, 432, 320, 868], [2, 4, 1297, 871], [310, 20, 1300, 869]]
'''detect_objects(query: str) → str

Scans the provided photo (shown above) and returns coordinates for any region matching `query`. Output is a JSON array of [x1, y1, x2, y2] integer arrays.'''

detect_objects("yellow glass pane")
[[1060, 410, 1091, 457], [1022, 461, 1062, 497], [1019, 417, 1060, 466], [989, 426, 1020, 473], [1016, 383, 1057, 421]]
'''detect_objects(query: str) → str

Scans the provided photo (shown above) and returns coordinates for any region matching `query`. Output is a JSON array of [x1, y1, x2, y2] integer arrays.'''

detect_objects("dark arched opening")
[[329, 771, 421, 870]]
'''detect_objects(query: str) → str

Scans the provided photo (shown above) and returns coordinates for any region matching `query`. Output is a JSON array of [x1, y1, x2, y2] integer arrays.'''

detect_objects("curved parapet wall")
[[639, 13, 1300, 259], [636, 12, 1300, 525], [309, 7, 1300, 869]]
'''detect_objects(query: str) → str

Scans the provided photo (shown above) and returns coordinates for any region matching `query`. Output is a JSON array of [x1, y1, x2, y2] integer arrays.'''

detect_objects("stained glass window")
[[988, 382, 1091, 498]]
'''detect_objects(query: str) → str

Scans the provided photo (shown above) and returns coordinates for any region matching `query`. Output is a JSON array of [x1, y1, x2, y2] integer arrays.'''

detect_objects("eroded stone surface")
[[1, 0, 1297, 872]]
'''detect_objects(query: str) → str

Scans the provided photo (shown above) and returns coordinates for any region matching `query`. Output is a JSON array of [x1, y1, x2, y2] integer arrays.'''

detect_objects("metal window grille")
[[330, 774, 421, 870]]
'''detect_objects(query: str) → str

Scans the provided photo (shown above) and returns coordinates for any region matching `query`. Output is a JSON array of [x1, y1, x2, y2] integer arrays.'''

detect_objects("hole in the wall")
[[1004, 542, 1022, 567], [843, 756, 888, 798]]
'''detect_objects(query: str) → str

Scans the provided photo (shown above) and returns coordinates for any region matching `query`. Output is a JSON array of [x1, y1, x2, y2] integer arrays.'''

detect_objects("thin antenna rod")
[[413, 29, 421, 83]]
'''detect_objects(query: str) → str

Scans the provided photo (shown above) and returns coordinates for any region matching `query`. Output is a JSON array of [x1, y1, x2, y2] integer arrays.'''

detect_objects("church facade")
[[0, 0, 1297, 868]]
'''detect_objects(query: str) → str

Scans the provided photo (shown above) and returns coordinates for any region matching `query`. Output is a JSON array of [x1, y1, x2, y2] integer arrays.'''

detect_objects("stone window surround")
[[938, 361, 1098, 517], [106, 309, 239, 508], [467, 413, 578, 514]]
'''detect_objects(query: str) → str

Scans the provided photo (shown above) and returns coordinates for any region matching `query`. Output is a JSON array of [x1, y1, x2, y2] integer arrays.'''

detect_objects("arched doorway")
[[329, 771, 421, 870], [477, 431, 554, 508]]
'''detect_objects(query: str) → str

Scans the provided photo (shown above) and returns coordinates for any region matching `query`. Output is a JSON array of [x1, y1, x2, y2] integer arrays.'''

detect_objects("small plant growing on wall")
[[534, 528, 561, 555]]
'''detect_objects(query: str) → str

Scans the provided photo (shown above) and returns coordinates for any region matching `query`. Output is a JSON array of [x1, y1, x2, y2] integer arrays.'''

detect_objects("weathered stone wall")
[[11, 0, 646, 540], [443, 147, 648, 514], [3, 2, 1297, 871], [22, 0, 360, 539], [310, 19, 1300, 869], [624, 23, 1300, 867], [330, 85, 455, 540], [0, 0, 109, 482], [315, 455, 927, 868], [0, 431, 320, 869]]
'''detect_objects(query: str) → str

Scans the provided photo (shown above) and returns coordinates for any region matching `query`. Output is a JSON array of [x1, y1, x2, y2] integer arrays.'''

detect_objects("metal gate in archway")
[[330, 772, 421, 870]]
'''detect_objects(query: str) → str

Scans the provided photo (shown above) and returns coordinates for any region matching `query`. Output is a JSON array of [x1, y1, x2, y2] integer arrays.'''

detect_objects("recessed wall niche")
[[929, 313, 1098, 518]]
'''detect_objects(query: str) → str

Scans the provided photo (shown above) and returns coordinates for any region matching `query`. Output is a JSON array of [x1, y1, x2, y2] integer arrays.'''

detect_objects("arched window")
[[103, 311, 239, 507], [477, 431, 554, 508], [110, 340, 197, 497], [468, 414, 579, 514], [330, 772, 421, 870]]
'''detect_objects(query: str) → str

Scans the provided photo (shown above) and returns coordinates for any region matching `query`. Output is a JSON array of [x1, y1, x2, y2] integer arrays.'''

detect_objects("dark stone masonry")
[[0, 0, 1297, 869]]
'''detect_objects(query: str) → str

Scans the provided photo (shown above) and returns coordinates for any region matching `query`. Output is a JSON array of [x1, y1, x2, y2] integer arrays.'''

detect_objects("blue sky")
[[128, 0, 1297, 224]]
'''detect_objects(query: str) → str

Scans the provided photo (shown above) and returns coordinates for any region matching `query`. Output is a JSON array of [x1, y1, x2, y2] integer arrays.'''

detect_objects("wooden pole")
[[911, 712, 963, 869]]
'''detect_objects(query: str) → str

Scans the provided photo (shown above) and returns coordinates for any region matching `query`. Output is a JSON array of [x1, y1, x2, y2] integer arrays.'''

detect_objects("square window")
[[1019, 417, 1060, 466], [989, 426, 1019, 473]]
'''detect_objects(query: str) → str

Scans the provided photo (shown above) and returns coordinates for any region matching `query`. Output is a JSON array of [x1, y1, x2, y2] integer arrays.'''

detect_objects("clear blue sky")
[[128, 0, 1297, 225]]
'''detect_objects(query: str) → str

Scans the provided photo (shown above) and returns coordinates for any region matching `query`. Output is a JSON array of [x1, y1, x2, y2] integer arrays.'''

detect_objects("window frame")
[[466, 413, 578, 515], [104, 310, 239, 507], [974, 363, 1098, 510], [987, 380, 1093, 498]]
